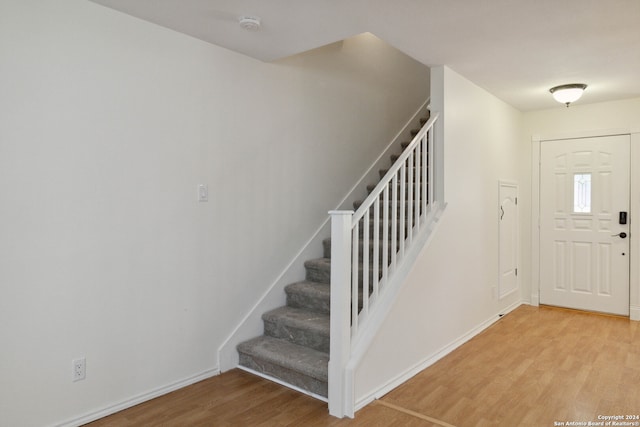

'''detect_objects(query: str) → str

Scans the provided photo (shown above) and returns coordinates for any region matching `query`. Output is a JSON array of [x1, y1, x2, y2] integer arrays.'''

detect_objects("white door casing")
[[539, 135, 630, 316], [499, 181, 518, 299]]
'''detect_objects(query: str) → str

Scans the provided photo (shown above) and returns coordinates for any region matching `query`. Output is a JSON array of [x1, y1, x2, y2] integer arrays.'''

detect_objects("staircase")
[[236, 114, 431, 399]]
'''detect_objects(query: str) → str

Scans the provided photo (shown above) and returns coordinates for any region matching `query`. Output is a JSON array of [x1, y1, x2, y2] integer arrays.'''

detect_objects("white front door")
[[540, 135, 630, 316]]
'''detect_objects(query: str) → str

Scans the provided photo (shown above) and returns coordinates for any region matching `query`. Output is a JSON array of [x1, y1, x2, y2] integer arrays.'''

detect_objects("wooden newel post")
[[328, 210, 353, 418]]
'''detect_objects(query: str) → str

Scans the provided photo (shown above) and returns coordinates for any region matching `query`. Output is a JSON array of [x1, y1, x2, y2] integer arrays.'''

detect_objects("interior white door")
[[540, 135, 630, 316], [499, 182, 518, 298]]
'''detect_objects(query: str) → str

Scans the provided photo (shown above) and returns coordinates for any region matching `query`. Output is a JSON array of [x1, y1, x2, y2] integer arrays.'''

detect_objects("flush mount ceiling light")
[[549, 83, 587, 107], [239, 16, 261, 31]]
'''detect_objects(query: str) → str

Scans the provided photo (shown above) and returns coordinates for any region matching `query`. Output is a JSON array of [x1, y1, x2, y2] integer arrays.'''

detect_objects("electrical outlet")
[[72, 357, 86, 382]]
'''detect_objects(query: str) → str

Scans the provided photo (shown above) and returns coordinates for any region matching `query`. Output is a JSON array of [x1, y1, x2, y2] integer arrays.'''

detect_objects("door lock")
[[612, 232, 627, 238], [619, 211, 628, 224]]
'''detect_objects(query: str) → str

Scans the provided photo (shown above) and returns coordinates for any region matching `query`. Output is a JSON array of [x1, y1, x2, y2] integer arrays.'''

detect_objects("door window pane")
[[574, 173, 591, 213]]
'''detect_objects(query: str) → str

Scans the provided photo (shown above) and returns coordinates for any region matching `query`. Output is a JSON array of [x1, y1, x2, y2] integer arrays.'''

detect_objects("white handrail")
[[328, 112, 440, 418], [352, 113, 438, 224]]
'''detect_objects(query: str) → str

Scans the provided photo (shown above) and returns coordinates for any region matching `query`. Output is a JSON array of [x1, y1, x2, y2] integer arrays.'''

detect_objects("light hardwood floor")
[[86, 305, 640, 426]]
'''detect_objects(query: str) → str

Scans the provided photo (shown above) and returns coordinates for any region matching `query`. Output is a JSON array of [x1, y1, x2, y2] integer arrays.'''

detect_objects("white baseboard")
[[354, 301, 523, 412], [52, 368, 220, 427], [630, 305, 640, 321]]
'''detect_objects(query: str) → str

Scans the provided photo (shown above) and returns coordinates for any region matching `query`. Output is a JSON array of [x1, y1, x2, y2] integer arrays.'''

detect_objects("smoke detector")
[[239, 16, 261, 31]]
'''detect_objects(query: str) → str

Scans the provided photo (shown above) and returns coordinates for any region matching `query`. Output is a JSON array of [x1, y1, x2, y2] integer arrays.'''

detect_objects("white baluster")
[[428, 126, 434, 207], [362, 210, 370, 317], [414, 138, 421, 231], [373, 197, 380, 300], [391, 174, 398, 274], [382, 185, 389, 290], [422, 133, 428, 217], [351, 221, 359, 334], [407, 151, 414, 245], [399, 162, 406, 260]]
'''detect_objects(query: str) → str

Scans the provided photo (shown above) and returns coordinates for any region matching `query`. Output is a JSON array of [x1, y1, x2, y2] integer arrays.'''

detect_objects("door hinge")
[[515, 197, 518, 205], [515, 268, 518, 276]]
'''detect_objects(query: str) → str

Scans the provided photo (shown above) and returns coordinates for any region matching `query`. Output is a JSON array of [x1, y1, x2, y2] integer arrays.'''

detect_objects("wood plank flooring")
[[86, 305, 640, 426]]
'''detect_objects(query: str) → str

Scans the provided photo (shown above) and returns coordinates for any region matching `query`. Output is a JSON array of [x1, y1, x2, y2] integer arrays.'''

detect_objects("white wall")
[[354, 66, 523, 405], [520, 98, 640, 312], [523, 98, 640, 137], [0, 1, 429, 426]]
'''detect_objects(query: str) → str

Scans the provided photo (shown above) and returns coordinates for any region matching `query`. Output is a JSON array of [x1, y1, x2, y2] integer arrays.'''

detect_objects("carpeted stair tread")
[[353, 198, 425, 210], [364, 193, 427, 202], [305, 257, 386, 287], [323, 237, 397, 259], [238, 335, 329, 382], [263, 306, 330, 352], [367, 182, 425, 189], [304, 258, 331, 284], [285, 281, 330, 314], [401, 137, 430, 150], [390, 154, 427, 164], [379, 167, 422, 179], [401, 141, 417, 150]]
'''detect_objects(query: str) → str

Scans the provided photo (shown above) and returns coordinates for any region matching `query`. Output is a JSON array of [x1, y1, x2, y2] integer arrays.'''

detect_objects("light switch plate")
[[198, 184, 208, 202]]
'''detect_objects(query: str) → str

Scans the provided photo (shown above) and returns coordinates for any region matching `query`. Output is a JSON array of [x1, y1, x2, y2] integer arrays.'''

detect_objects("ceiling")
[[88, 0, 640, 111]]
